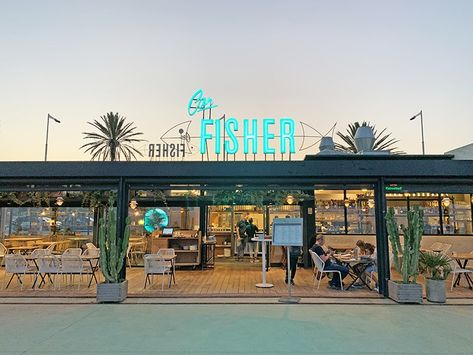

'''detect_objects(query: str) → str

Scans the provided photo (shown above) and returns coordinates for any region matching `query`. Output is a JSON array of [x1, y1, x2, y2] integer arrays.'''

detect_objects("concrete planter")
[[96, 280, 128, 303], [426, 278, 446, 303], [388, 280, 423, 304]]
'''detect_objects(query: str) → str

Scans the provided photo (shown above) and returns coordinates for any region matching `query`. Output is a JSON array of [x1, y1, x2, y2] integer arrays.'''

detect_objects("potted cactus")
[[419, 251, 452, 303], [96, 197, 130, 303], [386, 206, 424, 303]]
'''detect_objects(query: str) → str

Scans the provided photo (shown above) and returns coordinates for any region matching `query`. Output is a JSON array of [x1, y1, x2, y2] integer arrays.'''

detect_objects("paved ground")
[[0, 303, 472, 354]]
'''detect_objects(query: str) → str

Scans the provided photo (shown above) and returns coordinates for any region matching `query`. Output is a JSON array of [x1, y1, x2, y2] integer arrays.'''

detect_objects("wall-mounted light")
[[286, 195, 294, 205], [344, 199, 350, 208], [441, 197, 451, 208], [129, 199, 138, 210], [55, 196, 64, 206]]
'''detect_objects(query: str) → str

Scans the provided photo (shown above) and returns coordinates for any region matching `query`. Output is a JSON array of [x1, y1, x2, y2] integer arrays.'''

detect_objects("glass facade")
[[385, 193, 473, 235], [315, 189, 376, 235]]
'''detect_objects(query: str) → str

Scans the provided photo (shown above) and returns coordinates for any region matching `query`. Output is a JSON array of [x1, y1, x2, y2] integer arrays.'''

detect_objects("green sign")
[[385, 186, 403, 191]]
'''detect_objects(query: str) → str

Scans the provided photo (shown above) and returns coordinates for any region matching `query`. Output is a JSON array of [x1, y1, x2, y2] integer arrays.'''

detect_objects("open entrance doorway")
[[207, 204, 301, 264]]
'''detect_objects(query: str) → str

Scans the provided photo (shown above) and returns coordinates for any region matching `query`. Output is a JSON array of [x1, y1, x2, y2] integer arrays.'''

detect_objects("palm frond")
[[336, 121, 404, 154], [80, 112, 146, 161]]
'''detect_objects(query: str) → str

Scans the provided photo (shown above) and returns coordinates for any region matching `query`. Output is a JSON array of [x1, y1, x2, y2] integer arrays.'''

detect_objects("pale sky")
[[1, 0, 472, 161]]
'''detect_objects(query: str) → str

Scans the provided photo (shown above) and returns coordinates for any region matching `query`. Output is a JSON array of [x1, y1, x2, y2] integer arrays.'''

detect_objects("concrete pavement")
[[0, 303, 472, 354]]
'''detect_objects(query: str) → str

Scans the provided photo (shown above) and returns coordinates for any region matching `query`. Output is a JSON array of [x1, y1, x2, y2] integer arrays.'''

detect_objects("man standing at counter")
[[236, 212, 250, 261]]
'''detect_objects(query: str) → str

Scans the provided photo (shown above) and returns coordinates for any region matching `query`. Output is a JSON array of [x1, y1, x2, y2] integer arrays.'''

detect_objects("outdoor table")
[[334, 255, 373, 290], [5, 237, 44, 243], [329, 245, 353, 253], [66, 237, 91, 248], [81, 255, 101, 288], [252, 237, 273, 288], [7, 245, 37, 254], [36, 241, 57, 248], [451, 253, 473, 289]]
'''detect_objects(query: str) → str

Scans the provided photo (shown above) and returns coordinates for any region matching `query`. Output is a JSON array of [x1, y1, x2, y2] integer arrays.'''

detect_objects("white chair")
[[450, 259, 473, 291], [86, 243, 98, 249], [128, 241, 146, 267], [82, 248, 100, 276], [60, 255, 84, 290], [63, 248, 82, 256], [429, 242, 443, 252], [0, 242, 8, 266], [45, 242, 59, 253], [31, 249, 52, 257], [36, 255, 61, 289], [144, 254, 172, 290], [4, 254, 36, 290], [308, 250, 343, 291], [440, 243, 452, 255]]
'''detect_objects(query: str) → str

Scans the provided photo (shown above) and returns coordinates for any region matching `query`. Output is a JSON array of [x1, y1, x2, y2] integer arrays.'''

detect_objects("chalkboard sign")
[[272, 218, 303, 246]]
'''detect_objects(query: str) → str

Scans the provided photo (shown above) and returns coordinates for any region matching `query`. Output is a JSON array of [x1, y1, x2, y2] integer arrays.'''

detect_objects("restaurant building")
[[1, 151, 473, 298]]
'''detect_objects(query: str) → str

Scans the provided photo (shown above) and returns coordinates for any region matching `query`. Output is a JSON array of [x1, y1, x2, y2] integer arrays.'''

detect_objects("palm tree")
[[335, 121, 403, 154], [81, 112, 145, 161]]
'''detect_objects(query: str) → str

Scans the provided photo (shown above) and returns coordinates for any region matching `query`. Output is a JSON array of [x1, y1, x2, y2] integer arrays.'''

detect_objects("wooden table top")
[[66, 237, 91, 241], [129, 237, 146, 242], [5, 237, 44, 242], [452, 253, 473, 260]]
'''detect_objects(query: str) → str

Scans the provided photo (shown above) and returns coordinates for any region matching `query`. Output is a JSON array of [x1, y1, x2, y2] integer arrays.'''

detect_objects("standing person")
[[284, 215, 301, 286], [285, 245, 301, 286], [236, 212, 250, 261], [246, 218, 259, 263], [310, 234, 349, 290]]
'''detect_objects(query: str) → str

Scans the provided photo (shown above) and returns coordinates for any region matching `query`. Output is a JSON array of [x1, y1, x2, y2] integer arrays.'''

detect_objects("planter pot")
[[96, 280, 128, 303], [426, 278, 446, 303], [388, 280, 423, 304]]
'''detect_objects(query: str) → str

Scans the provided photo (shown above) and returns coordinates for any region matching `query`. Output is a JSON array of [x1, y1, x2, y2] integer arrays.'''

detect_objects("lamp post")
[[409, 110, 425, 155], [44, 114, 61, 161]]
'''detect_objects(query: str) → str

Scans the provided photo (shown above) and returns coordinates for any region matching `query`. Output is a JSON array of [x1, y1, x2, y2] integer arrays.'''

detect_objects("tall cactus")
[[98, 197, 130, 283], [386, 205, 424, 284]]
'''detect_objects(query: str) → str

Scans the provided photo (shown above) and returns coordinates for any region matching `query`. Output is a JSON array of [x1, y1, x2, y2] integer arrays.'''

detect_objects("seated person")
[[363, 243, 378, 289], [354, 240, 366, 258], [311, 234, 349, 290]]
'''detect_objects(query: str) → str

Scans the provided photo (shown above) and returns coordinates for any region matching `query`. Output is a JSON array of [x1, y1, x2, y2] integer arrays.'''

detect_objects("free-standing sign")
[[272, 218, 303, 246], [273, 217, 303, 304]]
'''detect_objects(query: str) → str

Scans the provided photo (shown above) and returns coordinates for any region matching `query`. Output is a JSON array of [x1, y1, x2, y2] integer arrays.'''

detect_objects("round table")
[[252, 237, 273, 288]]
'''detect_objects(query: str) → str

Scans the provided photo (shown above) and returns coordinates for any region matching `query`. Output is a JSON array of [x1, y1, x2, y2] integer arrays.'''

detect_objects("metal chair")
[[63, 248, 82, 256], [85, 242, 98, 250], [308, 250, 343, 291], [60, 255, 84, 290], [36, 255, 61, 289], [144, 254, 172, 290], [450, 259, 473, 290], [4, 254, 36, 290], [0, 242, 7, 266]]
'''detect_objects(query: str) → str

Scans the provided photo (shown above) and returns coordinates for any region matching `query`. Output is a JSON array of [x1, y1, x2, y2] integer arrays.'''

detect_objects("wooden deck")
[[0, 259, 472, 299]]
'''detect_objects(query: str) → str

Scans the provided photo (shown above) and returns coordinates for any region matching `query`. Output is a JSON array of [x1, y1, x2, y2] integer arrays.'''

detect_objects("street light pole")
[[44, 114, 61, 161], [410, 110, 425, 155]]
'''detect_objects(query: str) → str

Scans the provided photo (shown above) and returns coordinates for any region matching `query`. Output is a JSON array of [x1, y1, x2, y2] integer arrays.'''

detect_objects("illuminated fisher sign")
[[200, 118, 295, 155], [189, 89, 296, 155]]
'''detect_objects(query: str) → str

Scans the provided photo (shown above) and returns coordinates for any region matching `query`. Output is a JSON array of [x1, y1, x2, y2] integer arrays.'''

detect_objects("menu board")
[[272, 218, 303, 246]]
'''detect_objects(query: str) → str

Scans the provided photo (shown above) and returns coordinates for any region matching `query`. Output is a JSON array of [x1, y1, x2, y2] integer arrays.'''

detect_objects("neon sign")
[[189, 89, 296, 155]]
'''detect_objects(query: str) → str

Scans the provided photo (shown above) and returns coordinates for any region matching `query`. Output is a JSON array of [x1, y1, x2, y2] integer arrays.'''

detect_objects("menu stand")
[[252, 237, 273, 288]]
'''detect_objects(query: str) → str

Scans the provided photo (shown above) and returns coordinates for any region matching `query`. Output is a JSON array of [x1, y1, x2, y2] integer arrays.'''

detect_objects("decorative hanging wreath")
[[144, 208, 169, 233]]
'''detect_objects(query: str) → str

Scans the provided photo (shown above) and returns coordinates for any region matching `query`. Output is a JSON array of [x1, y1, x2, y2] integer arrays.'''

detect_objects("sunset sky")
[[1, 0, 472, 161]]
